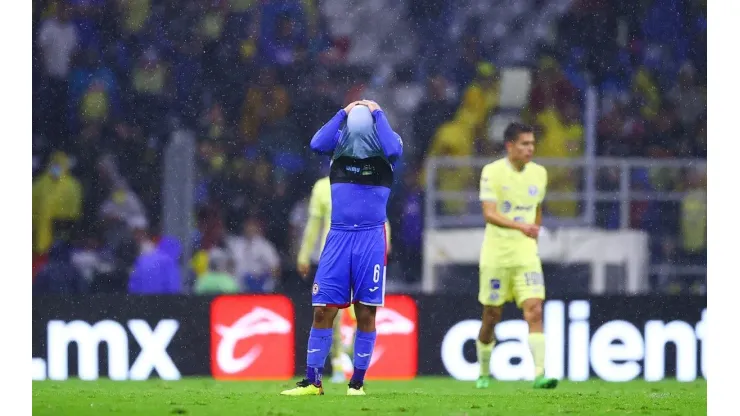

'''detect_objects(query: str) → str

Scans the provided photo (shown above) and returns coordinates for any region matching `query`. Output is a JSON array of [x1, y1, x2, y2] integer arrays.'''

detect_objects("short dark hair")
[[503, 122, 534, 143]]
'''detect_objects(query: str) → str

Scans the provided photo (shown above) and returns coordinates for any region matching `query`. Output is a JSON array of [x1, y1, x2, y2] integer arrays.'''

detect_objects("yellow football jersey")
[[479, 158, 548, 268]]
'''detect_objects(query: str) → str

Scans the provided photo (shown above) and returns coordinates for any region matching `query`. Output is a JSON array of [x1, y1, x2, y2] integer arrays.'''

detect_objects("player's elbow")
[[389, 133, 403, 157], [390, 145, 403, 159], [484, 212, 511, 229], [309, 136, 323, 153], [483, 213, 499, 227], [482, 206, 498, 225], [313, 132, 339, 155]]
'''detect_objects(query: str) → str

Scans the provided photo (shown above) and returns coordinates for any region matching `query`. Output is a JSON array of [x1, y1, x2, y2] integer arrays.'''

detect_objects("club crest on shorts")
[[312, 283, 319, 295], [529, 185, 538, 196]]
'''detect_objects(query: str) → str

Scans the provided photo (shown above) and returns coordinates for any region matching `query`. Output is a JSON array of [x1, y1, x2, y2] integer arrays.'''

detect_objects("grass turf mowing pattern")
[[33, 377, 706, 415]]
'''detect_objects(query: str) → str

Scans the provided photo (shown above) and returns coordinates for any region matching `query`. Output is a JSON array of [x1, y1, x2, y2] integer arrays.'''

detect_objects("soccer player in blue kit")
[[281, 100, 403, 396]]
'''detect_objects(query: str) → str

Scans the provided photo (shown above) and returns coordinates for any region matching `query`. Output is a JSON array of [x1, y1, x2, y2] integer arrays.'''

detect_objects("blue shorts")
[[312, 226, 387, 307]]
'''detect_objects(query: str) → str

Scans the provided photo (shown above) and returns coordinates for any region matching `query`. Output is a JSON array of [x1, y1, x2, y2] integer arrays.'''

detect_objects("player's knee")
[[312, 306, 336, 327], [523, 300, 543, 325], [354, 304, 376, 332], [481, 306, 502, 325]]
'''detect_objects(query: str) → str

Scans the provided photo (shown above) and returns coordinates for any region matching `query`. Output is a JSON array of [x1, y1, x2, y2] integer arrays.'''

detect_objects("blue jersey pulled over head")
[[309, 105, 403, 230]]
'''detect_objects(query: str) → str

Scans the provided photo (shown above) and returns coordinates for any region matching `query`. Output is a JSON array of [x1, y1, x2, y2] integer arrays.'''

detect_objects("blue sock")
[[351, 330, 377, 384], [305, 327, 333, 385]]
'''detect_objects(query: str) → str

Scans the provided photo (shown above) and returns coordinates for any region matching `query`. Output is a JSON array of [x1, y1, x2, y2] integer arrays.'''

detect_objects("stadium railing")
[[422, 156, 707, 293], [424, 156, 707, 229]]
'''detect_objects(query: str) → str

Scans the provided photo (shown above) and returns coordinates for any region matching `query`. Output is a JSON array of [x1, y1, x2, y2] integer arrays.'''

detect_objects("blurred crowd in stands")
[[32, 0, 706, 296]]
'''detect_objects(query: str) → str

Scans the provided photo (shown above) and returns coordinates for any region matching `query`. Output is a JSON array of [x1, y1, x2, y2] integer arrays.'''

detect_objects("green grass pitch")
[[33, 377, 706, 415]]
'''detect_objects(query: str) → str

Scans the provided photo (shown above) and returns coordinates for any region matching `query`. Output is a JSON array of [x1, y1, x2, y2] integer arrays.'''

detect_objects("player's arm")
[[297, 216, 321, 264], [368, 103, 403, 160], [481, 201, 526, 231], [480, 166, 521, 230], [310, 101, 364, 154], [298, 182, 323, 265], [535, 205, 543, 226], [479, 166, 537, 237], [535, 167, 548, 227], [309, 110, 345, 154], [384, 221, 392, 254], [297, 181, 326, 277]]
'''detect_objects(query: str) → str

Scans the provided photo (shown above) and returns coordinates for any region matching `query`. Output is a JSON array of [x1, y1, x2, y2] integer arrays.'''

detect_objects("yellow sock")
[[528, 333, 546, 378], [476, 340, 494, 377]]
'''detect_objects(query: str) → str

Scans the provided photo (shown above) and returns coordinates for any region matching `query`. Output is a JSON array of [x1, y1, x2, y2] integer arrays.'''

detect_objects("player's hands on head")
[[344, 101, 364, 113], [519, 223, 540, 239], [297, 263, 311, 279], [360, 100, 381, 112]]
